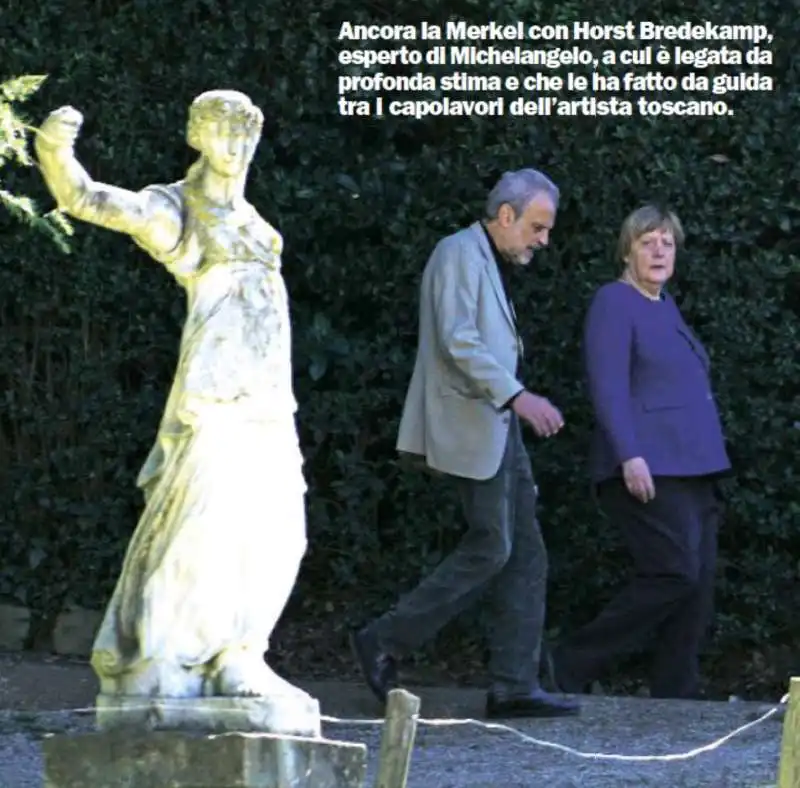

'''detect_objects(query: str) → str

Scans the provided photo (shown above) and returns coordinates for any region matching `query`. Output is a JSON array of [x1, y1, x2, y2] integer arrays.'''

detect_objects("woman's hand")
[[622, 456, 655, 503]]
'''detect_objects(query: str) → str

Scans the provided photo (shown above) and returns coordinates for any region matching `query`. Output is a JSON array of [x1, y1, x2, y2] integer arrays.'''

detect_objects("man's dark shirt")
[[481, 222, 517, 329], [480, 223, 525, 409]]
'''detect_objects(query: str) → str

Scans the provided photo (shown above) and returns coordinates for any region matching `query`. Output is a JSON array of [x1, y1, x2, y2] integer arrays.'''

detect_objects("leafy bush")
[[0, 74, 72, 249], [0, 0, 797, 694]]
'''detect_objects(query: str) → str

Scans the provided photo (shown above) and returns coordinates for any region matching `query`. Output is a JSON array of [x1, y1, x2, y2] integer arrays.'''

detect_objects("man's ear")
[[497, 203, 516, 228]]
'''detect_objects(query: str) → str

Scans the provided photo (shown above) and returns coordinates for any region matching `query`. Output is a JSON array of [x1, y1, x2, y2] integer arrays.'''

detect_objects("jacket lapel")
[[677, 325, 710, 371], [469, 222, 516, 331]]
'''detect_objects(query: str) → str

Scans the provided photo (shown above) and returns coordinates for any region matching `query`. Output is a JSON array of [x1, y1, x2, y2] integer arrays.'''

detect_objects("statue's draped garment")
[[92, 178, 307, 679]]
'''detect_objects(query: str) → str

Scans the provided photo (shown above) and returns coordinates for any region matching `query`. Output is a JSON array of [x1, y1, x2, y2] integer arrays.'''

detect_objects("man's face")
[[495, 193, 557, 265]]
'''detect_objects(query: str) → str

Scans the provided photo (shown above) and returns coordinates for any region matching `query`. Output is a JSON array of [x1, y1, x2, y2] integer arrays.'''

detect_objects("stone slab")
[[0, 604, 29, 650], [96, 693, 322, 737], [43, 729, 367, 787], [52, 606, 102, 656]]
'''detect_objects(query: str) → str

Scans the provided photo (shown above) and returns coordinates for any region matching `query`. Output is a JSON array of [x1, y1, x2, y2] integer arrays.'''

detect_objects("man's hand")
[[512, 391, 564, 438], [622, 456, 655, 503]]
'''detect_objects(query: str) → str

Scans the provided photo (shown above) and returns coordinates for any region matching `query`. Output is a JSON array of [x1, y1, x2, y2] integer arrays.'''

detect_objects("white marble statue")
[[35, 90, 308, 699]]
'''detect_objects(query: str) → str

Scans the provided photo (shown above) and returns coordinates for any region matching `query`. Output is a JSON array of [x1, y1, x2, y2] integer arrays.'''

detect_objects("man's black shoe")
[[485, 688, 581, 719], [349, 627, 398, 704]]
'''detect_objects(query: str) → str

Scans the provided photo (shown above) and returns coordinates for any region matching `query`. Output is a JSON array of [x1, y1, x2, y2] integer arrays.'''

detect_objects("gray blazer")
[[396, 222, 524, 480]]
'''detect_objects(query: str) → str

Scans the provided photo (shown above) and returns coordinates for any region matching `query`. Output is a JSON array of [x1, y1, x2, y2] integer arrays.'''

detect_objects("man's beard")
[[512, 248, 537, 266]]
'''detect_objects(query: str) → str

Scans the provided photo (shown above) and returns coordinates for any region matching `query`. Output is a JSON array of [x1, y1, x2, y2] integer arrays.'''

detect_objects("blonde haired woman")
[[549, 204, 730, 699]]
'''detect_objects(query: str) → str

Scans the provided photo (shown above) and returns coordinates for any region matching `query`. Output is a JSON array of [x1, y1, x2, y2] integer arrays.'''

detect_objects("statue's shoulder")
[[141, 180, 186, 214], [132, 181, 191, 267]]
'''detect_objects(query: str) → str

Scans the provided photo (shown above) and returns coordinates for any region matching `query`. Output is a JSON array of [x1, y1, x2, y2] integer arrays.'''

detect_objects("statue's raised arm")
[[35, 106, 182, 257]]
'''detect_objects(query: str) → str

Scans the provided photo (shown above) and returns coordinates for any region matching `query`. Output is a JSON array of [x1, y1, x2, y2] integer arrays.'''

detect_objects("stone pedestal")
[[95, 693, 322, 738], [43, 729, 367, 788]]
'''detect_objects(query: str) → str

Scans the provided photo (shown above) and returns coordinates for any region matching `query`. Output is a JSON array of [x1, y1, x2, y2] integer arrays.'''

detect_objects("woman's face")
[[200, 116, 258, 177], [625, 226, 675, 288]]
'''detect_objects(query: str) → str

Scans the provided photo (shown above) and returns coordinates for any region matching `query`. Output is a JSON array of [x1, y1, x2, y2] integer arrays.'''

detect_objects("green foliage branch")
[[0, 74, 73, 252], [0, 0, 797, 694]]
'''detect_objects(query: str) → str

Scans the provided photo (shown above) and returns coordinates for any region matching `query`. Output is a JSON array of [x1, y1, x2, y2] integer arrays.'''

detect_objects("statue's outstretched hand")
[[37, 106, 83, 152]]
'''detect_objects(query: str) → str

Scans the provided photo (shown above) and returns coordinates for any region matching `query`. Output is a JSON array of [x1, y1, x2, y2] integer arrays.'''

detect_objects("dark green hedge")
[[1, 0, 797, 693]]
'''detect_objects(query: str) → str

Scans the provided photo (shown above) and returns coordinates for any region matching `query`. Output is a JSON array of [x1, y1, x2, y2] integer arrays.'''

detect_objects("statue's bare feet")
[[94, 655, 203, 698], [215, 654, 307, 698]]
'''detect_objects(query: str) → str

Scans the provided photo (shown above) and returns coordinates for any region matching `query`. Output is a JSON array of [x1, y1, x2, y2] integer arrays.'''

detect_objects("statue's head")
[[187, 90, 264, 178]]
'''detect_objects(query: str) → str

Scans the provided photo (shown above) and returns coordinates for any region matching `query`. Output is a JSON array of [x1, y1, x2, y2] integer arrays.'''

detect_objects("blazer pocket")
[[438, 383, 482, 400]]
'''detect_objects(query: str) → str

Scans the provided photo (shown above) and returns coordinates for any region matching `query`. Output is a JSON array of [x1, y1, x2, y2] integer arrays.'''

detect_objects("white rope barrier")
[[8, 693, 787, 765], [321, 693, 787, 762]]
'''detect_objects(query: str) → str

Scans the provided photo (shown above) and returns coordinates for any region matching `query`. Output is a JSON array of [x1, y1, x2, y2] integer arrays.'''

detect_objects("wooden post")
[[374, 688, 421, 788], [778, 677, 800, 787]]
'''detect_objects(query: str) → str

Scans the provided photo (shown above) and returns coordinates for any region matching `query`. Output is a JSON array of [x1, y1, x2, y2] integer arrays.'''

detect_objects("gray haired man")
[[351, 169, 580, 718]]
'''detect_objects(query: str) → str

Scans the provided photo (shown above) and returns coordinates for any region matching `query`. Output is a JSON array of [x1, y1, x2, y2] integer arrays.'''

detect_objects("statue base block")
[[95, 693, 322, 738], [43, 729, 368, 788]]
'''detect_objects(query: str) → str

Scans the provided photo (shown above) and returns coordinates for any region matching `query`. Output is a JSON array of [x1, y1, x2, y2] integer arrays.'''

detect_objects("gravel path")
[[325, 699, 782, 787], [0, 654, 785, 787], [0, 697, 783, 787]]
